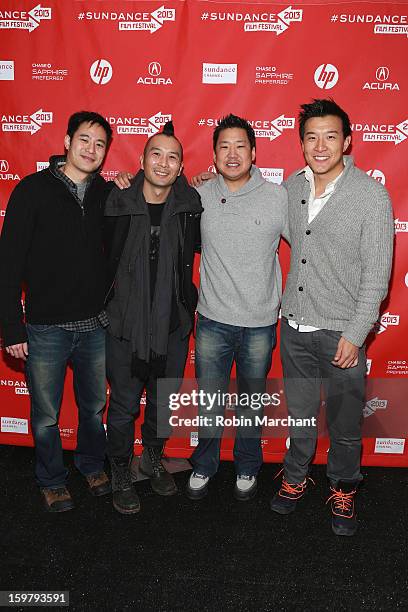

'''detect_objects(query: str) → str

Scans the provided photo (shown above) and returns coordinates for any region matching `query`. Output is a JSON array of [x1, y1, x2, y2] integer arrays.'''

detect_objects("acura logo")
[[148, 62, 162, 77], [0, 160, 9, 172], [376, 66, 389, 81]]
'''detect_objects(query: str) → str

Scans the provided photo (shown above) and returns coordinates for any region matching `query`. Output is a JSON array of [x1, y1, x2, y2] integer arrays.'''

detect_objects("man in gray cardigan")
[[270, 99, 394, 536]]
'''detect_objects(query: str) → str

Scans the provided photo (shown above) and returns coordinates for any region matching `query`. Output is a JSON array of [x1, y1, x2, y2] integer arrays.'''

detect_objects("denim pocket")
[[27, 324, 56, 333]]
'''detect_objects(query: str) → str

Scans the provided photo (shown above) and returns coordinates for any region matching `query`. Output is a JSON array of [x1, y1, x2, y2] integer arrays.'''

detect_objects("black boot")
[[327, 480, 359, 536], [139, 446, 178, 496], [110, 457, 140, 514]]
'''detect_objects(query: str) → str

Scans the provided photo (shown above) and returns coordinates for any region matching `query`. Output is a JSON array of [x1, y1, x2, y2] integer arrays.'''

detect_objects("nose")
[[314, 137, 326, 151], [86, 139, 96, 153]]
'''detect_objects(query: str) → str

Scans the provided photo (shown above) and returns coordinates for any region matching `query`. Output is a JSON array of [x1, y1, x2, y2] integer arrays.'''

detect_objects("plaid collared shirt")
[[51, 157, 109, 333]]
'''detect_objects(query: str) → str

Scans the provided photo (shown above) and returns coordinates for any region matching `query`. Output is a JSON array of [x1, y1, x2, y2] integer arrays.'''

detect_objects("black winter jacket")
[[104, 171, 202, 328], [0, 161, 111, 346]]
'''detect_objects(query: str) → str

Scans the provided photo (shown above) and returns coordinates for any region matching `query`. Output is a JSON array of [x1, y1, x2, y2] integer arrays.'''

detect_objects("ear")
[[178, 161, 184, 177], [251, 147, 256, 163], [140, 154, 144, 169], [343, 135, 351, 152], [213, 151, 217, 164], [64, 134, 70, 151]]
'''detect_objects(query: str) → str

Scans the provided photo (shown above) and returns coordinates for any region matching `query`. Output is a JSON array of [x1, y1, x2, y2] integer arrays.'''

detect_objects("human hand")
[[332, 337, 359, 369], [190, 171, 216, 188], [114, 172, 134, 190], [5, 342, 29, 361]]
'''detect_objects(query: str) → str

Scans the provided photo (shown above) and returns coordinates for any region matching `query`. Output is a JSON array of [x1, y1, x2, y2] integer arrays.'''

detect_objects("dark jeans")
[[191, 314, 276, 477], [106, 326, 189, 458], [25, 324, 107, 489], [280, 319, 366, 484]]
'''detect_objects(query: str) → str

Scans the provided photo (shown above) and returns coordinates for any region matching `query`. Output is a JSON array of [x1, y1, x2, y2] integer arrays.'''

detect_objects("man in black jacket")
[[105, 122, 202, 514], [0, 111, 113, 512]]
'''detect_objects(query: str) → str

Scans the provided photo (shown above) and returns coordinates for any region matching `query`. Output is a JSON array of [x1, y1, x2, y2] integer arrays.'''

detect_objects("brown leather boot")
[[41, 487, 75, 512], [85, 471, 111, 496]]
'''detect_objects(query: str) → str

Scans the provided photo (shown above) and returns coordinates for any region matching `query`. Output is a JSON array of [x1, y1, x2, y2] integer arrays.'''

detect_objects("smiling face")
[[63, 121, 108, 182], [141, 134, 183, 199], [301, 115, 351, 186], [213, 127, 255, 192]]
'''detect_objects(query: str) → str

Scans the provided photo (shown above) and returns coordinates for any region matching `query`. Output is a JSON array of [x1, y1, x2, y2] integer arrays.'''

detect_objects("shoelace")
[[53, 487, 69, 497], [111, 462, 132, 489], [326, 487, 356, 513], [192, 472, 208, 480], [148, 448, 165, 474], [274, 467, 314, 495]]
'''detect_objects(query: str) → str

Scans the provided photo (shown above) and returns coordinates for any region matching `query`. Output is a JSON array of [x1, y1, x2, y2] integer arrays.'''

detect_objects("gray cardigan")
[[281, 156, 394, 347]]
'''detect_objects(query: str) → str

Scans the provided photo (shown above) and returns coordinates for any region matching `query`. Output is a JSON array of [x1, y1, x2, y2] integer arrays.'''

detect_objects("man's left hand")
[[332, 337, 359, 369]]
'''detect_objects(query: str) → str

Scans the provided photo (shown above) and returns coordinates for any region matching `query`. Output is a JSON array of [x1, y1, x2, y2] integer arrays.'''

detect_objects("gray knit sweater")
[[282, 156, 394, 347], [197, 165, 289, 327]]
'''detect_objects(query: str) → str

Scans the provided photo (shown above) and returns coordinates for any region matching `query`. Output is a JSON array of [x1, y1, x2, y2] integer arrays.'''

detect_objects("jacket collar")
[[105, 169, 203, 217]]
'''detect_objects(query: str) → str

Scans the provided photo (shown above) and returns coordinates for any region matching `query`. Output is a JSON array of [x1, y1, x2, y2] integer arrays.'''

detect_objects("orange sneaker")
[[270, 471, 314, 515], [326, 481, 358, 536]]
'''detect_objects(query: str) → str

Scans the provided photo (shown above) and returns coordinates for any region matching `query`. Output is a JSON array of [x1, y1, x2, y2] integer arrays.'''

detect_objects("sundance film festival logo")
[[197, 114, 295, 142], [202, 63, 237, 84], [0, 4, 52, 32], [363, 66, 400, 91], [107, 111, 171, 136], [0, 160, 20, 181], [78, 6, 176, 34], [1, 109, 53, 135], [329, 12, 408, 37], [137, 61, 173, 85], [0, 60, 14, 80], [314, 63, 339, 89], [363, 397, 388, 418], [375, 312, 400, 335], [366, 169, 386, 185], [90, 59, 113, 85], [394, 219, 408, 234], [351, 119, 408, 145], [200, 6, 303, 35]]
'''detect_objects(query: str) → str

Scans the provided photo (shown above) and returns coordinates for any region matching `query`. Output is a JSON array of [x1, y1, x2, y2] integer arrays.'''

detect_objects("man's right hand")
[[190, 171, 216, 188], [114, 172, 134, 190], [5, 342, 28, 361]]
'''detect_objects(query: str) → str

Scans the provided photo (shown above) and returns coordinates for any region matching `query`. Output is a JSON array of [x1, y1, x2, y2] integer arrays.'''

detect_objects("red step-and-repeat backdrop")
[[0, 1, 407, 466]]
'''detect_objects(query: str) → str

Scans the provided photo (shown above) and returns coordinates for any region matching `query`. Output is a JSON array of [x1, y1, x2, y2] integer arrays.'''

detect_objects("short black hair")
[[298, 99, 351, 140], [213, 114, 256, 151], [66, 111, 112, 142], [143, 121, 183, 161]]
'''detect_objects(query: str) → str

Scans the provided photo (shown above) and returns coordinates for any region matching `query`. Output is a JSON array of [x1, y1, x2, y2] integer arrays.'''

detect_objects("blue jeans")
[[25, 324, 107, 488], [191, 314, 276, 477]]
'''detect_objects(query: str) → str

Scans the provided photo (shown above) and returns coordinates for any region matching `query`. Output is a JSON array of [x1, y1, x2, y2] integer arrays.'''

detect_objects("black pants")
[[106, 327, 189, 458], [281, 319, 366, 484]]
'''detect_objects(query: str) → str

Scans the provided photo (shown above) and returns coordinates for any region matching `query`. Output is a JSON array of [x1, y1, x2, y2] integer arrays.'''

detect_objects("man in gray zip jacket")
[[270, 99, 394, 536]]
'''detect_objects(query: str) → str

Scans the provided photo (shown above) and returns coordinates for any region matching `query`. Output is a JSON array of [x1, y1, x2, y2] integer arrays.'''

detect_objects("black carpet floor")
[[1, 444, 407, 612]]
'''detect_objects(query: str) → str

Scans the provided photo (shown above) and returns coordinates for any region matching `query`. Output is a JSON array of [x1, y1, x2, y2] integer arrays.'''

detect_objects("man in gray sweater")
[[186, 114, 289, 502], [270, 99, 394, 536]]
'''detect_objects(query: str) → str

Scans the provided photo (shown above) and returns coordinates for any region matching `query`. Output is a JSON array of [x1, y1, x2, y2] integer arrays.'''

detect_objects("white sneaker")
[[235, 475, 257, 501], [186, 472, 209, 500]]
